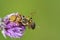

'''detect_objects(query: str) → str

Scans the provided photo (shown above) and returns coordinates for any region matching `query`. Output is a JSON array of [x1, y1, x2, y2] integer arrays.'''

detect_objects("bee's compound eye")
[[30, 22, 35, 30]]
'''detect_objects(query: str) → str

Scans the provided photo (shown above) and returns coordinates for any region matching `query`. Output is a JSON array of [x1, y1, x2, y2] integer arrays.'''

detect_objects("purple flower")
[[2, 13, 25, 38], [5, 26, 25, 38], [4, 22, 25, 38]]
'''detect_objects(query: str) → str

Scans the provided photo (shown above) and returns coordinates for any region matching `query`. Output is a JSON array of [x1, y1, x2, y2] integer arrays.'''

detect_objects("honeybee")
[[21, 16, 36, 30], [9, 13, 36, 30]]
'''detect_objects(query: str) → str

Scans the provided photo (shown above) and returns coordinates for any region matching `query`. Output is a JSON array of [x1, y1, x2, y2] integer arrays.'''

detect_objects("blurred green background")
[[0, 0, 59, 40]]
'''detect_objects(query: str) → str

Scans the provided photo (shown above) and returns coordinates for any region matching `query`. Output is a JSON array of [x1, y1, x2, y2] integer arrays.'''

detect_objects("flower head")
[[1, 13, 25, 38], [0, 12, 35, 38]]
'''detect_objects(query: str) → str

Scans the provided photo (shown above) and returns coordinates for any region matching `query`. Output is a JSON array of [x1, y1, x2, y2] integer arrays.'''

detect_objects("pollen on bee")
[[9, 15, 17, 22]]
